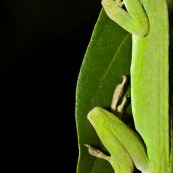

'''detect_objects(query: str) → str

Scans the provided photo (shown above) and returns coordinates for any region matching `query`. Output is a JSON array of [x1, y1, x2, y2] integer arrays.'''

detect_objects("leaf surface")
[[75, 9, 133, 173]]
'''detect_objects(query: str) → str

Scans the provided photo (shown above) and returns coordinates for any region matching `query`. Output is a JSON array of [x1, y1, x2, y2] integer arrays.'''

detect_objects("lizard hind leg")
[[84, 144, 110, 161], [101, 0, 149, 36], [84, 144, 134, 173], [117, 96, 127, 118], [111, 75, 127, 116]]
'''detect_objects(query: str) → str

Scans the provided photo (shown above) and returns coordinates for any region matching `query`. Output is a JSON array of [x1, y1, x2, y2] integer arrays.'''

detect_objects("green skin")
[[86, 0, 171, 172], [86, 76, 149, 173]]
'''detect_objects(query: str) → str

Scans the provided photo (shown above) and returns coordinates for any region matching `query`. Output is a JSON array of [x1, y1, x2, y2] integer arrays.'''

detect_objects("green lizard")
[[85, 0, 171, 172]]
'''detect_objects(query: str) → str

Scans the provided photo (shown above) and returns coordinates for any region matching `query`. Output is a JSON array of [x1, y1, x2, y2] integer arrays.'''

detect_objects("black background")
[[1, 0, 101, 172]]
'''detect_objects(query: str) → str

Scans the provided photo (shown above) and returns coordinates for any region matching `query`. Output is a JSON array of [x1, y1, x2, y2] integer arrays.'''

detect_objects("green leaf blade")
[[75, 9, 132, 173]]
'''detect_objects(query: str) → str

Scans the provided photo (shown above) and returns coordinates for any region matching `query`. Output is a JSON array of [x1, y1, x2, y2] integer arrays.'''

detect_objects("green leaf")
[[75, 9, 133, 173]]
